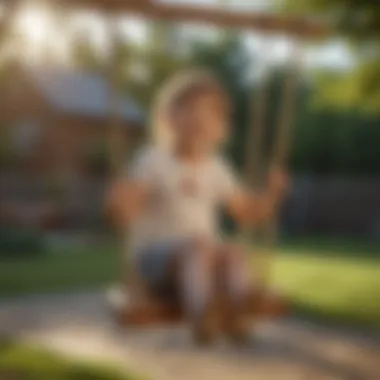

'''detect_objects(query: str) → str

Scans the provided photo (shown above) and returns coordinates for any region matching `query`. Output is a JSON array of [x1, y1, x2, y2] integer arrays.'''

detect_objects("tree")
[[291, 80, 380, 177], [117, 21, 188, 108], [283, 0, 380, 113], [69, 30, 103, 72]]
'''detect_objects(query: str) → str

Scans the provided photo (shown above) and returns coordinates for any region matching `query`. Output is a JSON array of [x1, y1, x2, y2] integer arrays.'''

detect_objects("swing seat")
[[109, 286, 289, 327]]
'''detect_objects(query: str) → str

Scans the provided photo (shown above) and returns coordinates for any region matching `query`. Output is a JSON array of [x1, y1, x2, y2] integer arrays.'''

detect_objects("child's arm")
[[106, 148, 157, 231], [106, 179, 150, 231], [226, 167, 289, 226]]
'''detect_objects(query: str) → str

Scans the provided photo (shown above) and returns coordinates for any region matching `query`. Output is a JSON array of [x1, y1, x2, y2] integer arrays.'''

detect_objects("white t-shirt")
[[127, 145, 240, 252]]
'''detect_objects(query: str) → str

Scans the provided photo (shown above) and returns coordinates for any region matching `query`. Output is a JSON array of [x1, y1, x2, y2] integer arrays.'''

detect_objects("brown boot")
[[224, 299, 252, 346], [191, 300, 221, 346], [226, 315, 252, 345]]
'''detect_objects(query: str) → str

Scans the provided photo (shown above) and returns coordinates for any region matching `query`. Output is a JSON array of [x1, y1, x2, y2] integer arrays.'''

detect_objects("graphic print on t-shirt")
[[180, 175, 200, 198]]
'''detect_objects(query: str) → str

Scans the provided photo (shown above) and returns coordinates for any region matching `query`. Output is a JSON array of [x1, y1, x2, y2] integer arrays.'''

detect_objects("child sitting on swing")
[[108, 70, 289, 344]]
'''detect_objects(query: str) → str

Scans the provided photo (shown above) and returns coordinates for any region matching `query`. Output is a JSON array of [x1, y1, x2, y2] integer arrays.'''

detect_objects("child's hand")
[[268, 166, 290, 198]]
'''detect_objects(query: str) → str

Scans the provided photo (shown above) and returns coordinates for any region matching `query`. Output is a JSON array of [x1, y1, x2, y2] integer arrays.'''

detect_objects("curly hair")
[[151, 69, 230, 149]]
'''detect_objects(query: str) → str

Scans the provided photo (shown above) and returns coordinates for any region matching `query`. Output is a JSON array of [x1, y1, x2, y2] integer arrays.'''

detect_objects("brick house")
[[0, 66, 145, 177]]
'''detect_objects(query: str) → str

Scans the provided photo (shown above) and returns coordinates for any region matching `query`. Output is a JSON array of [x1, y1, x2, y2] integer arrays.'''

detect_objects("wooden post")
[[105, 15, 125, 176], [49, 1, 76, 186], [104, 14, 135, 309]]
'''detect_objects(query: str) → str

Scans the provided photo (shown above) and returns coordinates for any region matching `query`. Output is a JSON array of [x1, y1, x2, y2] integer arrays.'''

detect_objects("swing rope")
[[244, 38, 272, 188], [239, 37, 272, 286], [238, 36, 272, 257], [255, 40, 303, 289]]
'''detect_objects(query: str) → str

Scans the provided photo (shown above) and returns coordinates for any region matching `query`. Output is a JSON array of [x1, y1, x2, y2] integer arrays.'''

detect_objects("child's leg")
[[178, 237, 217, 317], [218, 244, 253, 342], [219, 244, 252, 304], [177, 237, 219, 341]]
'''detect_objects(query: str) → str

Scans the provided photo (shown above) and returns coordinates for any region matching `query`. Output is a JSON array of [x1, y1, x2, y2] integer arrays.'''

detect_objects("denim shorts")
[[135, 241, 182, 298]]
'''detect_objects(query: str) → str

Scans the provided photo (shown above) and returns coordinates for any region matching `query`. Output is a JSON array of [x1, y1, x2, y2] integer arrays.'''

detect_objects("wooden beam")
[[61, 0, 330, 39]]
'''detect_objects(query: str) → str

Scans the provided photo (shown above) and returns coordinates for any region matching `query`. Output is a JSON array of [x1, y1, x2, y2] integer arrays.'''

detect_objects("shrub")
[[86, 142, 110, 176], [0, 228, 46, 257]]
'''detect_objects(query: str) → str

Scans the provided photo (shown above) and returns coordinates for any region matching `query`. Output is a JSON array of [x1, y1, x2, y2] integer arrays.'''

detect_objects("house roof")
[[28, 67, 145, 126]]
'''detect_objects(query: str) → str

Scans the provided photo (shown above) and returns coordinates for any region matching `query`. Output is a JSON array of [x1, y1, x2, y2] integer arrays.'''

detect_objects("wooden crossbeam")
[[61, 0, 330, 39]]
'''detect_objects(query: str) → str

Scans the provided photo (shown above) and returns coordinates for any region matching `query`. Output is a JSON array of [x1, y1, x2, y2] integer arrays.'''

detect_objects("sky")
[[10, 0, 354, 71]]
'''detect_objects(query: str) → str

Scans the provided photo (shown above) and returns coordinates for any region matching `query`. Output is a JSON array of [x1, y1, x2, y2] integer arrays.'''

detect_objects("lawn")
[[0, 244, 119, 296], [0, 239, 380, 328], [0, 339, 142, 380], [273, 253, 380, 327]]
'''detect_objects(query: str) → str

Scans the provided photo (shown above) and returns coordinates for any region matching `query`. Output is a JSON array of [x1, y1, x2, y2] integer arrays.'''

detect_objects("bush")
[[0, 228, 46, 257], [0, 136, 22, 169], [86, 142, 110, 176]]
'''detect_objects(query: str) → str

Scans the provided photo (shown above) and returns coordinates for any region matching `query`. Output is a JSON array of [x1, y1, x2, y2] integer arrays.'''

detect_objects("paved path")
[[1, 291, 380, 380]]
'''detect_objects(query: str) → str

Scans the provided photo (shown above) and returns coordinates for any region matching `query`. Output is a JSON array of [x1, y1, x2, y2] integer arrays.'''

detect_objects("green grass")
[[0, 339, 143, 380], [1, 239, 380, 328], [273, 253, 380, 327], [0, 245, 119, 296]]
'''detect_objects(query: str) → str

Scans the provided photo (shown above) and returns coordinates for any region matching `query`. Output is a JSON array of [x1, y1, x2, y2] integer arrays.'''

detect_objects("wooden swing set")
[[1, 0, 330, 326]]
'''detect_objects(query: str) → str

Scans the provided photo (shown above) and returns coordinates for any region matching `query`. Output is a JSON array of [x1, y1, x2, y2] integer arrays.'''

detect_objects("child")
[[108, 70, 288, 344]]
